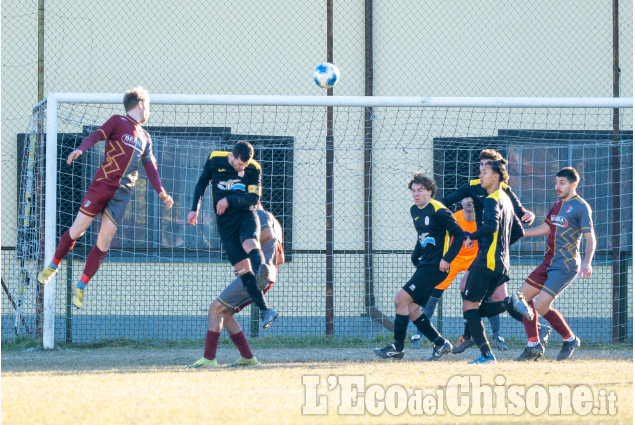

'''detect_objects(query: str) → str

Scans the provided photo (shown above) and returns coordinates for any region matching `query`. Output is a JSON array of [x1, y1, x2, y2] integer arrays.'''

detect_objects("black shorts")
[[217, 209, 260, 265], [462, 265, 509, 303], [402, 264, 449, 306]]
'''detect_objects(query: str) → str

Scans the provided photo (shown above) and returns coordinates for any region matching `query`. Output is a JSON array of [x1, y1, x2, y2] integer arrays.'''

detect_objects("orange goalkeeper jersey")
[[454, 209, 478, 261], [434, 210, 478, 290]]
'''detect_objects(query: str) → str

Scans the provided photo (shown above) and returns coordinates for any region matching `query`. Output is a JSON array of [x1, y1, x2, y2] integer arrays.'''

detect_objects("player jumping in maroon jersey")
[[37, 86, 174, 309], [515, 167, 596, 361]]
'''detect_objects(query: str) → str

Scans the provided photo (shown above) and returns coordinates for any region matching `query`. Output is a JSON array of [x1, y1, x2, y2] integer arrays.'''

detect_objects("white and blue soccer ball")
[[313, 62, 341, 89]]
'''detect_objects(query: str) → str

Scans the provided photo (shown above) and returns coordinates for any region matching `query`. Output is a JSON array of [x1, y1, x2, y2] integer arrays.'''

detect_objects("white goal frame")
[[42, 93, 633, 348]]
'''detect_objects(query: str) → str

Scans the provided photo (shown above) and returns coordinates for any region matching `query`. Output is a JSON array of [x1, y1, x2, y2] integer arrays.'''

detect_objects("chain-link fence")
[[2, 1, 633, 344]]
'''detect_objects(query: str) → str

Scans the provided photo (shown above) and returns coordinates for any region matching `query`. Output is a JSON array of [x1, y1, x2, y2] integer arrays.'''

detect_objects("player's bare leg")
[[38, 211, 94, 285], [188, 300, 230, 368], [72, 214, 118, 309], [224, 315, 258, 367]]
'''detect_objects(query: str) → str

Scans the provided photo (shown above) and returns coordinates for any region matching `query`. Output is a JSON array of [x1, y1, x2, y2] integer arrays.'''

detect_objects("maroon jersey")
[[541, 196, 593, 271], [78, 115, 162, 193]]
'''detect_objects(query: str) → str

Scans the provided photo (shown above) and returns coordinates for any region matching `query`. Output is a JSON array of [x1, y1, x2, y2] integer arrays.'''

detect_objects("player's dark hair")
[[556, 167, 580, 184], [485, 160, 509, 183], [123, 86, 149, 112], [408, 171, 436, 197], [479, 149, 507, 165], [232, 141, 254, 162]]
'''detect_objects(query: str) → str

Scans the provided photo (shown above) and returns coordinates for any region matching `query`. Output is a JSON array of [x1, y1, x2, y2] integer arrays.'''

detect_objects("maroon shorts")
[[79, 180, 132, 227], [525, 263, 577, 297]]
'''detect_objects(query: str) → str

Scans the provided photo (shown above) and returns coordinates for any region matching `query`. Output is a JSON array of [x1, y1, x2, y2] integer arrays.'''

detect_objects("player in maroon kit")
[[37, 86, 174, 309], [515, 167, 595, 361]]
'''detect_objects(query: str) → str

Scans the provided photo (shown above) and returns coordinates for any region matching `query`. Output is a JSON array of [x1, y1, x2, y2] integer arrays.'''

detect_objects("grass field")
[[2, 342, 632, 425]]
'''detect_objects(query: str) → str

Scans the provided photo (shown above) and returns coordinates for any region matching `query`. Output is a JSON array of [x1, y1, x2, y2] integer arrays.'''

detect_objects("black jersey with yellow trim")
[[190, 151, 262, 217], [441, 179, 526, 230], [469, 188, 524, 275], [410, 199, 465, 267]]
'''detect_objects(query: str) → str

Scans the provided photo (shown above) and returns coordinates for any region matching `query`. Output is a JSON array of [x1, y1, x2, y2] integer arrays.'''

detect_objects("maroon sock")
[[523, 300, 539, 342], [81, 245, 108, 282], [229, 331, 253, 359], [53, 230, 77, 265], [203, 330, 221, 360], [543, 308, 573, 339]]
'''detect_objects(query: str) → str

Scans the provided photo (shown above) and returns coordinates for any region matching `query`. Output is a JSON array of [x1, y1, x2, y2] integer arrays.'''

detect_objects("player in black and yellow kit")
[[462, 160, 530, 364], [444, 150, 551, 355], [374, 172, 465, 361], [188, 141, 278, 333]]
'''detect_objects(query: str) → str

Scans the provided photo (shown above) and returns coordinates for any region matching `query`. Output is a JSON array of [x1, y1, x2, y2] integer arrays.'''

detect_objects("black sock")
[[248, 249, 265, 274], [508, 308, 523, 322], [412, 313, 442, 344], [240, 273, 268, 311], [393, 314, 409, 351], [462, 320, 472, 339], [464, 309, 492, 358], [478, 301, 507, 318]]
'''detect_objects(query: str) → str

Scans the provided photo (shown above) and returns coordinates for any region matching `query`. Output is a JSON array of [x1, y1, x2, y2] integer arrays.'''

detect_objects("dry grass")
[[2, 347, 632, 425]]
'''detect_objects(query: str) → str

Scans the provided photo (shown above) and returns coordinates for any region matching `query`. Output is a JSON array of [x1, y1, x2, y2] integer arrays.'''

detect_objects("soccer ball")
[[313, 62, 341, 89]]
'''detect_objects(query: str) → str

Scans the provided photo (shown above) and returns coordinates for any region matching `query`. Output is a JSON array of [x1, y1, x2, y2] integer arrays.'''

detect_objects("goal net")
[[3, 94, 633, 348]]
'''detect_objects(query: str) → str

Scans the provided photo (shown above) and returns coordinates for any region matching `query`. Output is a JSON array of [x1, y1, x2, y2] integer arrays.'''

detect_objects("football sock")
[[248, 249, 265, 274], [412, 313, 441, 343], [564, 335, 576, 342], [543, 308, 573, 339], [462, 320, 471, 339], [488, 314, 501, 335], [508, 308, 524, 322], [239, 273, 268, 311], [229, 331, 253, 359], [53, 230, 77, 266], [523, 300, 539, 342], [464, 309, 492, 358], [393, 314, 409, 351], [422, 296, 440, 319], [478, 300, 507, 317], [203, 330, 221, 360], [79, 245, 108, 285], [527, 341, 540, 347]]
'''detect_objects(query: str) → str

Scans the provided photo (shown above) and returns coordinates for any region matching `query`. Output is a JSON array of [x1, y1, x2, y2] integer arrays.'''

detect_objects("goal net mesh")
[[4, 99, 633, 344]]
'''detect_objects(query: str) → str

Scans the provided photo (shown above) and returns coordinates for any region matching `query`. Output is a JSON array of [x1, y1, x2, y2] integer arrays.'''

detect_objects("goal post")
[[22, 94, 635, 348]]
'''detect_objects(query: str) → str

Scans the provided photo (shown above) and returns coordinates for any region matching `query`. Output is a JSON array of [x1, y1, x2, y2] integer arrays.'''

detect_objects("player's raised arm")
[[141, 135, 173, 208], [503, 184, 535, 225], [188, 156, 214, 224], [441, 182, 472, 209], [67, 115, 118, 165]]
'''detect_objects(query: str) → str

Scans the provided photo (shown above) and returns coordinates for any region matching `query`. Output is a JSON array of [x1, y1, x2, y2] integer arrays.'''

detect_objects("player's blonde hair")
[[123, 86, 149, 112]]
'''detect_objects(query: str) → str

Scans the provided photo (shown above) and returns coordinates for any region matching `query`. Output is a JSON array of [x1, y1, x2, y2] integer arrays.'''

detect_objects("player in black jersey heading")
[[188, 141, 278, 329], [374, 172, 465, 361]]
